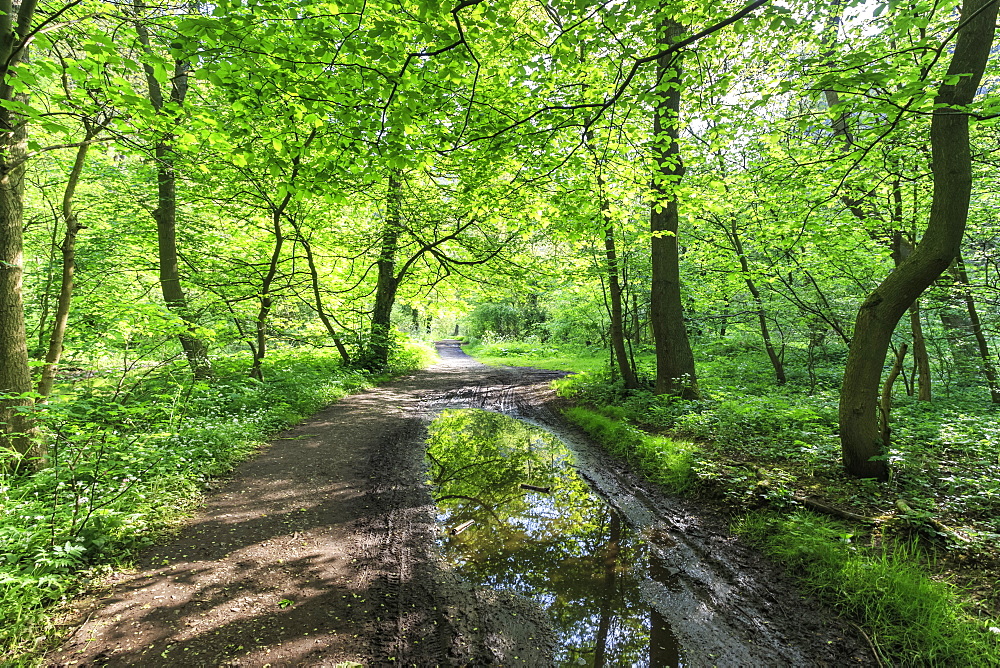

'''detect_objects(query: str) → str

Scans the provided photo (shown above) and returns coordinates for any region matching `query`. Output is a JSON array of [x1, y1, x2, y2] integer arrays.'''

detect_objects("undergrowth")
[[0, 340, 435, 663], [734, 511, 1000, 666]]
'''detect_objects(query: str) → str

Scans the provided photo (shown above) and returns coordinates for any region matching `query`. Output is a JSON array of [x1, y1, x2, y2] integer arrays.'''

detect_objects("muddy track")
[[50, 341, 871, 667]]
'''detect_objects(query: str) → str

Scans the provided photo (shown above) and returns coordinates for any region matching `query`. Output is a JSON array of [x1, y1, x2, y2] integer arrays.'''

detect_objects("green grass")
[[563, 406, 696, 493], [733, 511, 1000, 666], [0, 340, 436, 664]]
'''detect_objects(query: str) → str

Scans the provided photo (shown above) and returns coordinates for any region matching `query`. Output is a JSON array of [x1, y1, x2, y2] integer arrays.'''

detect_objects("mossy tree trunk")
[[0, 0, 40, 465]]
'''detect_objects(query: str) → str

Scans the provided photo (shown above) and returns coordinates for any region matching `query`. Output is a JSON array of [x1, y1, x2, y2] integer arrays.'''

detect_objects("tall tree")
[[950, 253, 1000, 403], [838, 0, 998, 479], [365, 170, 404, 369], [585, 133, 639, 390], [649, 15, 699, 399], [37, 140, 90, 398], [134, 3, 212, 378], [0, 0, 44, 463]]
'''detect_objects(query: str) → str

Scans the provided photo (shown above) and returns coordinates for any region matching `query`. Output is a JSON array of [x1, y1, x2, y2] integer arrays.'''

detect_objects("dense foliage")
[[2, 0, 1000, 662]]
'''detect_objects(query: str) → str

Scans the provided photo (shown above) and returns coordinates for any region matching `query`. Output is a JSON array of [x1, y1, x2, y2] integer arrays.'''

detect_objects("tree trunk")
[[249, 196, 290, 380], [649, 16, 699, 399], [838, 0, 997, 479], [152, 146, 211, 378], [136, 11, 211, 378], [586, 121, 639, 389], [910, 304, 932, 400], [0, 137, 34, 462], [729, 221, 785, 384], [0, 0, 39, 465], [603, 218, 638, 389], [38, 143, 90, 398], [951, 253, 1000, 403], [295, 228, 350, 365], [630, 291, 641, 344], [891, 182, 932, 401], [33, 213, 59, 358], [366, 171, 403, 369], [879, 343, 907, 448]]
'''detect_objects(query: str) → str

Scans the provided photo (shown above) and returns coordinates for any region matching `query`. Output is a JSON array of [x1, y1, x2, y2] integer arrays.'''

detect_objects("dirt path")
[[50, 342, 872, 667]]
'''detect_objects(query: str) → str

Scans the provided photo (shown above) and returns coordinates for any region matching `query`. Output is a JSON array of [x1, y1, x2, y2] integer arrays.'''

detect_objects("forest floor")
[[47, 341, 874, 667]]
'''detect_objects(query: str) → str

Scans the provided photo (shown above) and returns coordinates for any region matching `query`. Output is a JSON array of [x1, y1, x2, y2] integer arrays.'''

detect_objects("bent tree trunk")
[[649, 16, 699, 399], [295, 228, 351, 365], [838, 0, 997, 479], [38, 143, 90, 398]]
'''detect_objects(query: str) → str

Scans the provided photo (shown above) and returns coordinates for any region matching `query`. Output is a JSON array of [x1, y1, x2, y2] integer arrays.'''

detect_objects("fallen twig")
[[792, 495, 877, 524], [895, 499, 971, 543]]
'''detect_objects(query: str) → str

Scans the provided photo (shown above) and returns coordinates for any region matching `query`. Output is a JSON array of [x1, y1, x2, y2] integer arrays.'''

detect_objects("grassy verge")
[[466, 341, 1000, 666], [0, 340, 436, 664], [733, 511, 1000, 665], [562, 406, 696, 493]]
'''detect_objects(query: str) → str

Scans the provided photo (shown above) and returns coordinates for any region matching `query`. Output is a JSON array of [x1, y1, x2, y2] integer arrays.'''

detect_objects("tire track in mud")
[[50, 341, 871, 667], [392, 343, 872, 666]]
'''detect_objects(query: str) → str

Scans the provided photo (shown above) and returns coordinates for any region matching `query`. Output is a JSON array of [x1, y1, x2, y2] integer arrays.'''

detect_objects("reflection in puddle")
[[427, 409, 685, 667]]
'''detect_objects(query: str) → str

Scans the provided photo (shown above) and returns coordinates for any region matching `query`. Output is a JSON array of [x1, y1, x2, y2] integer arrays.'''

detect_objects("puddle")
[[427, 409, 685, 667]]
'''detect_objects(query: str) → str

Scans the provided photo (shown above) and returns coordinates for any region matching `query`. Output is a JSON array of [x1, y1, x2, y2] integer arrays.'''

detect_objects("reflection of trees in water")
[[426, 409, 664, 666]]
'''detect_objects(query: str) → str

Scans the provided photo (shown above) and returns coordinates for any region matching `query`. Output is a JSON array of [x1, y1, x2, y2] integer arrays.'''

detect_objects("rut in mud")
[[50, 341, 872, 666]]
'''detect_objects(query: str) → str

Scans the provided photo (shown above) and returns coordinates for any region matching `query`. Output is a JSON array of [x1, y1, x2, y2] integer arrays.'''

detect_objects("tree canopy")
[[3, 0, 1000, 480]]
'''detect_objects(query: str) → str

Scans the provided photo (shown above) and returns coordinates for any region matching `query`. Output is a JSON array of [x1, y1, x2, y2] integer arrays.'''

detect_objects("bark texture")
[[0, 0, 39, 463], [136, 11, 211, 378], [366, 172, 403, 369], [604, 224, 639, 389], [838, 0, 998, 478], [649, 17, 699, 399], [151, 145, 211, 378]]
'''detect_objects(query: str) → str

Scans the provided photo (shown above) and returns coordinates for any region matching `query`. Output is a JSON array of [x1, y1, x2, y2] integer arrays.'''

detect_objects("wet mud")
[[427, 409, 684, 665], [50, 341, 873, 667]]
